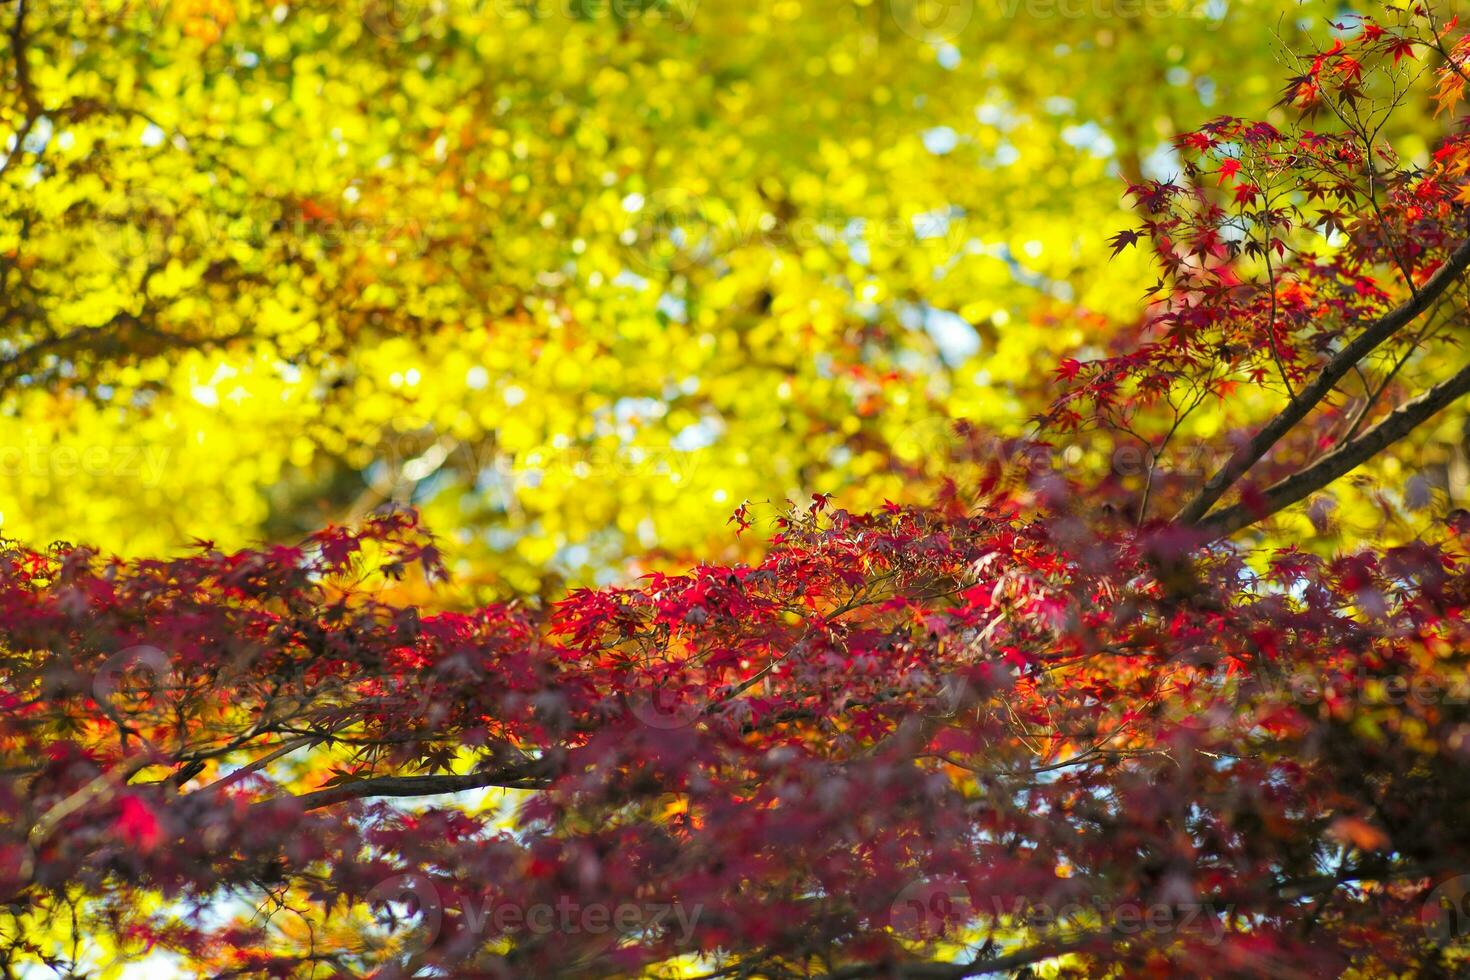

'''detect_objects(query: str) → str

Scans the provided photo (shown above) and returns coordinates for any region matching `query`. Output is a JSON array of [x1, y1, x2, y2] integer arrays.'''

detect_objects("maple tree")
[[12, 1, 1470, 978]]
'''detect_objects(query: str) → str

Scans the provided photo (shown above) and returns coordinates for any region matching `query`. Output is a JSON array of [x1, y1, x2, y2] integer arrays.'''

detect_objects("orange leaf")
[[1329, 816, 1390, 852]]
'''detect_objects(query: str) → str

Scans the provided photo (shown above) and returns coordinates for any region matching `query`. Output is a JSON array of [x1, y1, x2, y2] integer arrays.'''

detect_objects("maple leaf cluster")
[[5, 490, 1470, 974]]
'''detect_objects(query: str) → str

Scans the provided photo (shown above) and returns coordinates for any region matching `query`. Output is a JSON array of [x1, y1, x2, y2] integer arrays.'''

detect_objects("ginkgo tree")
[[9, 4, 1470, 978], [0, 0, 1362, 597]]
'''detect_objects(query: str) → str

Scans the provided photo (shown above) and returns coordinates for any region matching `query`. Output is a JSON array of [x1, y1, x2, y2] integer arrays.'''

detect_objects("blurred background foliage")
[[2, 0, 1444, 597]]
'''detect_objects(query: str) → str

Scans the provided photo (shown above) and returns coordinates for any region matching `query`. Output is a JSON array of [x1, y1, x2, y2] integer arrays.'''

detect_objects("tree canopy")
[[8, 0, 1470, 977], [1, 0, 1357, 591]]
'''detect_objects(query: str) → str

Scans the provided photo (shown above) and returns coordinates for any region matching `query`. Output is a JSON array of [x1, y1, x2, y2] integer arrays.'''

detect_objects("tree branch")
[[251, 760, 553, 812], [0, 0, 40, 182], [1199, 359, 1470, 537], [1176, 229, 1470, 527], [819, 936, 1103, 979]]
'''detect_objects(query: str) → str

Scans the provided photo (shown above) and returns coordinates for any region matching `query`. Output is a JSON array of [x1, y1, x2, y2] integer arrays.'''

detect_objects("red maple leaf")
[[114, 796, 162, 852]]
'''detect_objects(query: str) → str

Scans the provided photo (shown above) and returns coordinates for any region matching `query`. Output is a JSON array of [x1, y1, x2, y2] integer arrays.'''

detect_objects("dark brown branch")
[[1, 0, 43, 176], [5, 0, 41, 118], [0, 311, 246, 393], [1200, 359, 1470, 538], [1176, 229, 1470, 527], [819, 936, 1104, 979], [249, 760, 554, 812]]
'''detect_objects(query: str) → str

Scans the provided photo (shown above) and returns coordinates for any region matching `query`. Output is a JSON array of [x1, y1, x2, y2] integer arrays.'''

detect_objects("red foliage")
[[2, 495, 1470, 974]]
